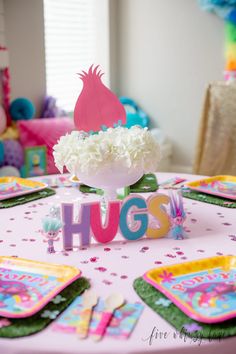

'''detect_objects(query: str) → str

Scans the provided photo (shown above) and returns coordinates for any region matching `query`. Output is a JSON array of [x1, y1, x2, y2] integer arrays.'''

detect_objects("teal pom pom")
[[10, 98, 35, 120], [0, 141, 4, 166]]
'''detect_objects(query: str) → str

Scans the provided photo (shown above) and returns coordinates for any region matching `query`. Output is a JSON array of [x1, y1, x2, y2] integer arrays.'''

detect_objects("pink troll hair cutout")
[[169, 190, 186, 219], [74, 65, 126, 132]]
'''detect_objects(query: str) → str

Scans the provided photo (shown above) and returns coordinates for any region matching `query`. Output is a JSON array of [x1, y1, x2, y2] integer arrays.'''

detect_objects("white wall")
[[115, 0, 224, 171], [0, 0, 6, 46], [4, 0, 46, 116]]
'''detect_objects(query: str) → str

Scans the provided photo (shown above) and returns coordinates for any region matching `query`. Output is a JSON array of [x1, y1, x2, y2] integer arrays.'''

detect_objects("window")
[[44, 0, 110, 112]]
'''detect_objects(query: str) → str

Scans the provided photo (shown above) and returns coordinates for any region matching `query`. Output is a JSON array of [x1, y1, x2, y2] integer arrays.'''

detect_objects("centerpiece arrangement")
[[53, 65, 161, 199]]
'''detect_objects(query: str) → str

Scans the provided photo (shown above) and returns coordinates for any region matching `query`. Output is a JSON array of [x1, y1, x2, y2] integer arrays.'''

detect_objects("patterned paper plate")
[[144, 256, 236, 323], [0, 257, 81, 318], [0, 177, 48, 201], [186, 175, 236, 200]]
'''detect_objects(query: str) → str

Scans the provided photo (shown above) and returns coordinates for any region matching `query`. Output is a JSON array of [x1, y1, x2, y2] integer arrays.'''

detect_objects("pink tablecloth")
[[0, 172, 236, 354]]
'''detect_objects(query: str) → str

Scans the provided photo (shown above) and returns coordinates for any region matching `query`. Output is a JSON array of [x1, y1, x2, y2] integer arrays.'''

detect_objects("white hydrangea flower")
[[53, 126, 161, 176]]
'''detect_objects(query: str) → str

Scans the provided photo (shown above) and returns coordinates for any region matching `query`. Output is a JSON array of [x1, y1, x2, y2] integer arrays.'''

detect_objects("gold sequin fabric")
[[194, 82, 236, 175]]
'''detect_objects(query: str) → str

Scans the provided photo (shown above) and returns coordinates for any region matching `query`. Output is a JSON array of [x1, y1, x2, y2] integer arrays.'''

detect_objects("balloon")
[[0, 165, 20, 177], [3, 139, 24, 168]]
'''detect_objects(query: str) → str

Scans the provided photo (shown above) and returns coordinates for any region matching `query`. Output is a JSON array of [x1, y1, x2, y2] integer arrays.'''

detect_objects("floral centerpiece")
[[53, 66, 161, 199], [53, 126, 160, 199]]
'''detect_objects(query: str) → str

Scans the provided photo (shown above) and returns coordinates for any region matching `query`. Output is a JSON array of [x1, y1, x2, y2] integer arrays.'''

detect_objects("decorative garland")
[[2, 67, 11, 126], [199, 0, 236, 82], [0, 46, 11, 126]]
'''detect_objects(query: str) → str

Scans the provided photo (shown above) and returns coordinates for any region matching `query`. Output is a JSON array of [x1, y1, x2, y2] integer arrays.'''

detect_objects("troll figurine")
[[41, 216, 63, 253], [169, 190, 186, 240]]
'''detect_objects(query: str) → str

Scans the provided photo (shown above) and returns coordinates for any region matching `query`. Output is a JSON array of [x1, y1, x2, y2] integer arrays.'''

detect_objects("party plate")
[[0, 177, 48, 201], [144, 256, 236, 323], [186, 176, 236, 200], [0, 257, 81, 318]]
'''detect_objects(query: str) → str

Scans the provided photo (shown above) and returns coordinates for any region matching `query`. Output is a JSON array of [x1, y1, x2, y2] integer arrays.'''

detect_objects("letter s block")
[[146, 193, 170, 238]]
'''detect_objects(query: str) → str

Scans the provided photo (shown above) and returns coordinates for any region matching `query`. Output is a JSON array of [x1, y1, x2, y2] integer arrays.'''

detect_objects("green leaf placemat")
[[130, 173, 158, 193], [79, 173, 158, 194], [0, 188, 56, 209], [0, 277, 90, 338], [133, 277, 236, 339], [79, 184, 103, 194], [182, 189, 236, 208]]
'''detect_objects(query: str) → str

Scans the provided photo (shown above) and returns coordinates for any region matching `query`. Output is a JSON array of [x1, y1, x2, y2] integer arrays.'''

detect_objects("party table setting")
[[0, 65, 236, 354]]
